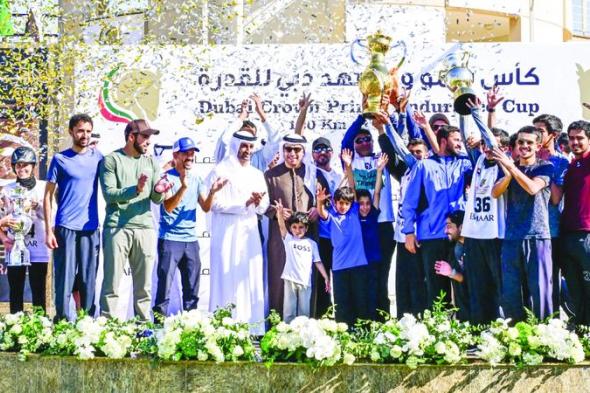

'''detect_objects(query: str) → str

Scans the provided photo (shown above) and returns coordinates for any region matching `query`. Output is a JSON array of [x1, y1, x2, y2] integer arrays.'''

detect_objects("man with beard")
[[265, 133, 316, 318], [99, 119, 171, 321], [556, 121, 590, 324], [402, 125, 472, 308], [153, 137, 227, 317], [311, 136, 342, 317], [532, 114, 570, 314], [44, 114, 103, 320], [208, 131, 269, 335], [491, 126, 554, 321]]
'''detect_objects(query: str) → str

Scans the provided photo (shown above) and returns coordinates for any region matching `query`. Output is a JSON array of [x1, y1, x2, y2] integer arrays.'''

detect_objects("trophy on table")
[[352, 31, 406, 118], [438, 50, 476, 115], [4, 185, 33, 266]]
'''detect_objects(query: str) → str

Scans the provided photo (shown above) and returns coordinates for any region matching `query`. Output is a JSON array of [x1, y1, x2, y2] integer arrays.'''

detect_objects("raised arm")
[[198, 177, 228, 213], [467, 97, 497, 148], [316, 184, 329, 220], [214, 99, 249, 163], [373, 153, 389, 209], [342, 114, 365, 153], [294, 92, 313, 136], [486, 86, 504, 129], [413, 110, 440, 154], [341, 148, 356, 196], [274, 198, 288, 239], [458, 115, 480, 164]]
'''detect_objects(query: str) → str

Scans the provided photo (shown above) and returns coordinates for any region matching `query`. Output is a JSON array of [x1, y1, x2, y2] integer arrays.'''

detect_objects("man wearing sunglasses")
[[311, 137, 342, 317], [265, 133, 316, 318], [491, 126, 554, 321]]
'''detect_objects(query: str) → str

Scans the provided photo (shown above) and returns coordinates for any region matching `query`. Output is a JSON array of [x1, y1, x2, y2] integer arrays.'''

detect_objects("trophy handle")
[[350, 38, 368, 66], [462, 51, 471, 68], [390, 40, 407, 68]]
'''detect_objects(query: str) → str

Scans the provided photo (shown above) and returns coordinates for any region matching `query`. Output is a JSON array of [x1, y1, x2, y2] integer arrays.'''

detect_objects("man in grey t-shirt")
[[491, 126, 554, 321]]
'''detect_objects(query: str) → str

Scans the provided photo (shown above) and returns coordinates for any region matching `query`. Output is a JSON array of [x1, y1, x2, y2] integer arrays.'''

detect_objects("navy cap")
[[173, 137, 200, 153]]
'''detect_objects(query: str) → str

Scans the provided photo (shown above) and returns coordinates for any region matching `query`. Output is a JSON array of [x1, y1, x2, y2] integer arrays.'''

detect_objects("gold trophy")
[[356, 31, 405, 118], [439, 50, 476, 115]]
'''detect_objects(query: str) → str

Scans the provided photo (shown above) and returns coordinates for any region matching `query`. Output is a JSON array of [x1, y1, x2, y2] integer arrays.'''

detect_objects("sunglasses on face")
[[284, 146, 303, 153], [354, 136, 372, 144], [432, 124, 446, 131], [313, 147, 332, 154]]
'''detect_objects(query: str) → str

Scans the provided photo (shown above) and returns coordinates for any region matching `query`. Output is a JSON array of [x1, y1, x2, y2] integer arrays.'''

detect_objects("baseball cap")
[[429, 113, 450, 129], [124, 119, 160, 138], [173, 137, 200, 153], [312, 137, 332, 150]]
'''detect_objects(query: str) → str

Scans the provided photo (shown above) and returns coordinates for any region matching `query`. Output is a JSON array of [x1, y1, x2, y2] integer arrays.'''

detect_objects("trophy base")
[[362, 111, 379, 120], [454, 89, 477, 115]]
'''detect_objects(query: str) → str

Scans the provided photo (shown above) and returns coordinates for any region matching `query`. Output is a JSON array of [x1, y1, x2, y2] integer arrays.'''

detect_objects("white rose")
[[506, 327, 519, 340], [232, 345, 244, 358], [434, 341, 446, 355], [342, 353, 355, 365]]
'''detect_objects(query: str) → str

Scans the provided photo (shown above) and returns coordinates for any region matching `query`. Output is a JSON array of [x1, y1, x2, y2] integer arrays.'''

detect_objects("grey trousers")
[[100, 227, 155, 321]]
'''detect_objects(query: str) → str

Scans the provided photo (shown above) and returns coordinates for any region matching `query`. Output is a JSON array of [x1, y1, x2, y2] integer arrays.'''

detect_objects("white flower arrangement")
[[48, 315, 145, 360], [0, 311, 54, 358], [477, 318, 585, 366], [353, 300, 473, 368], [260, 313, 354, 367], [154, 307, 255, 362]]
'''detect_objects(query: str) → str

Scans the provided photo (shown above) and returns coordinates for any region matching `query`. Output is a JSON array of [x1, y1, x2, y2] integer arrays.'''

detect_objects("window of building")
[[446, 7, 521, 42], [572, 0, 590, 36]]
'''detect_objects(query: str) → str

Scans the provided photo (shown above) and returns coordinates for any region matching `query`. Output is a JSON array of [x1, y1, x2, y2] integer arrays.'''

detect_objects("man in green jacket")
[[99, 119, 170, 321]]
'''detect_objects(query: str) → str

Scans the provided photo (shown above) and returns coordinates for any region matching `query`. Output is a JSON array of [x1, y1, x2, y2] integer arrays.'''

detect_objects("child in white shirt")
[[275, 199, 330, 323]]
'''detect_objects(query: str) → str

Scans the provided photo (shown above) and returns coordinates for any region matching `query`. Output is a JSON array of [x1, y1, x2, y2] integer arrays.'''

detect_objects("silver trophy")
[[5, 185, 33, 266], [439, 50, 476, 115]]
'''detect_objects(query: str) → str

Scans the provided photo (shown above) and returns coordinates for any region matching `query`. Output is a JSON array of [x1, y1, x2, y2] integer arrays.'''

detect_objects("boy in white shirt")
[[275, 199, 330, 323]]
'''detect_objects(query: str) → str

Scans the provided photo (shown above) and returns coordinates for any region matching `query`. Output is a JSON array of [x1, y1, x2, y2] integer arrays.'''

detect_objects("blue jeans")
[[501, 239, 552, 321], [153, 239, 201, 316]]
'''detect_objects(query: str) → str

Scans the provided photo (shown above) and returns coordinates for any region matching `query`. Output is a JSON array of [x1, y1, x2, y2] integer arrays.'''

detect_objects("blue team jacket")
[[401, 154, 473, 240]]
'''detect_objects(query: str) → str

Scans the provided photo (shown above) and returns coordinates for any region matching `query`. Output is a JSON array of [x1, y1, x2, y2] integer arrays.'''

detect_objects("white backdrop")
[[74, 42, 590, 318]]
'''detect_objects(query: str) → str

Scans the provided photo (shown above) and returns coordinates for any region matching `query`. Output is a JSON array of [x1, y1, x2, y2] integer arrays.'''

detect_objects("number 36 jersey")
[[461, 155, 506, 239]]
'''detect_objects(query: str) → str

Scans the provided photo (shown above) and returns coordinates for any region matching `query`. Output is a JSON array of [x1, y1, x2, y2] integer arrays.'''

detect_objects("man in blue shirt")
[[44, 114, 103, 320], [153, 137, 227, 316], [401, 125, 472, 307]]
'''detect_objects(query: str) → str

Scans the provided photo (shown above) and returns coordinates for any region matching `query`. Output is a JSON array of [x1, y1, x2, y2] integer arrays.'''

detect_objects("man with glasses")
[[311, 137, 342, 317], [265, 134, 316, 318], [491, 126, 554, 321]]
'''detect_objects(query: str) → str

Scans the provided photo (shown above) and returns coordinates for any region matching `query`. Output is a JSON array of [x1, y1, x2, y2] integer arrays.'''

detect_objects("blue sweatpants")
[[53, 226, 100, 320], [501, 239, 552, 321]]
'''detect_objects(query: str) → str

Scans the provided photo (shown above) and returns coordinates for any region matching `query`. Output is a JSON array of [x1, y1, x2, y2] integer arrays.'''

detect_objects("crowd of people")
[[0, 87, 589, 335]]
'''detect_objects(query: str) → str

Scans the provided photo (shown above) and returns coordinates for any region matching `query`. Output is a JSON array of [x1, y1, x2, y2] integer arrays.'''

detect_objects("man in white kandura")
[[207, 130, 269, 335]]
